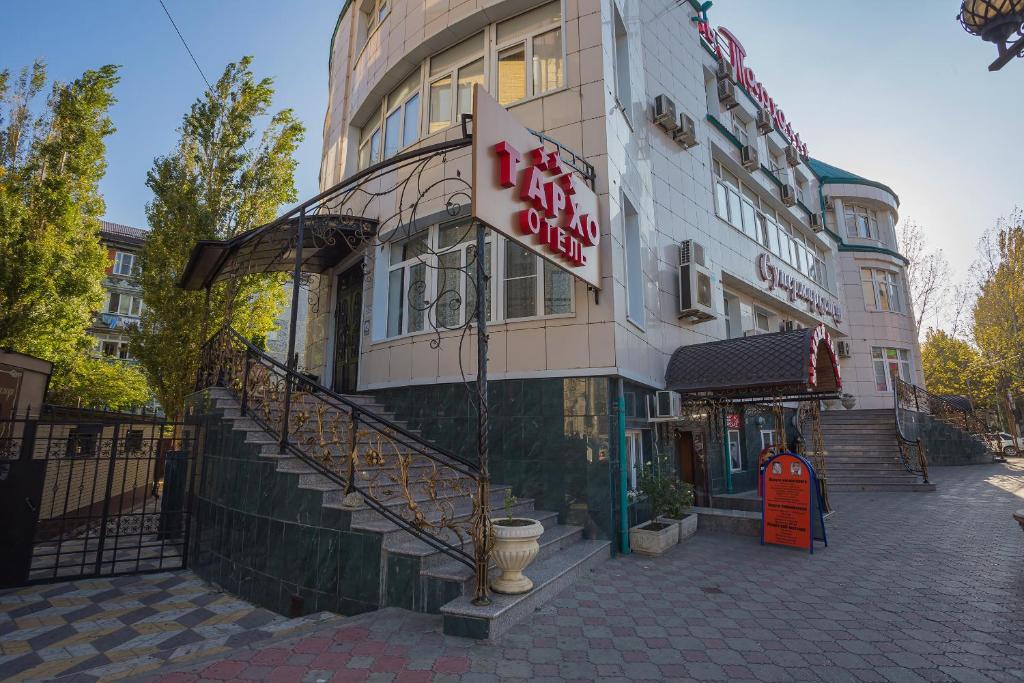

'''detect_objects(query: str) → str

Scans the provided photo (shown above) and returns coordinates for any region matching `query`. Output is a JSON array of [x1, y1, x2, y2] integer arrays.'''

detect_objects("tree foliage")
[[971, 208, 1024, 404], [920, 328, 996, 409], [0, 60, 150, 409], [131, 57, 304, 420]]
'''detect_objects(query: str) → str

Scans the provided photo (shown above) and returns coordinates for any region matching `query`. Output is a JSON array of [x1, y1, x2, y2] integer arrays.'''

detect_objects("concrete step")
[[347, 499, 538, 545], [831, 481, 936, 492], [395, 510, 563, 567], [441, 539, 611, 640]]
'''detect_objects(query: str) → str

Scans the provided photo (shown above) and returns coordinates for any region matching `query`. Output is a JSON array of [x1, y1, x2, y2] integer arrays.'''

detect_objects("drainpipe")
[[723, 412, 733, 494], [616, 378, 630, 555]]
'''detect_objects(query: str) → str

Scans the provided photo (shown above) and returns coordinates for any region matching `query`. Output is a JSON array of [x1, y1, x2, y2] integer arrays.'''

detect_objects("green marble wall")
[[372, 377, 619, 541], [185, 391, 381, 617]]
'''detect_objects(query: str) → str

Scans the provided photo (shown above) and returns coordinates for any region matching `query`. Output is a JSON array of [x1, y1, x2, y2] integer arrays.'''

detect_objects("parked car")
[[984, 432, 1023, 456]]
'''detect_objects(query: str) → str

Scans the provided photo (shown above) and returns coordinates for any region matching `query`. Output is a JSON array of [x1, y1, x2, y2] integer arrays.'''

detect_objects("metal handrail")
[[893, 376, 987, 436], [195, 327, 485, 570], [892, 379, 930, 483]]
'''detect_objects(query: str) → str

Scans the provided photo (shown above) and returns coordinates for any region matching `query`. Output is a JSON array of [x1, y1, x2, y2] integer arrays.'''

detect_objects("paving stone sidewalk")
[[0, 571, 338, 682], [8, 461, 1024, 682], [140, 461, 1024, 682]]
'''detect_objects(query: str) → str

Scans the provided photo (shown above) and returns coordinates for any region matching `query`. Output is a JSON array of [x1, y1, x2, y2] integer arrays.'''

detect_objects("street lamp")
[[958, 0, 1024, 70]]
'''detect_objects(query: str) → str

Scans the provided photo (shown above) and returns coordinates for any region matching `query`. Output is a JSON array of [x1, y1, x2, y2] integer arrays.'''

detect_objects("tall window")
[[495, 1, 563, 105], [101, 339, 131, 360], [731, 115, 749, 147], [357, 120, 381, 170], [113, 251, 136, 276], [612, 5, 630, 115], [428, 34, 484, 134], [872, 347, 911, 391], [357, 0, 389, 49], [107, 292, 142, 317], [622, 194, 644, 327], [713, 161, 828, 288], [626, 429, 645, 491], [845, 204, 879, 239], [382, 71, 420, 159], [382, 223, 572, 339], [861, 268, 903, 313], [727, 429, 742, 472]]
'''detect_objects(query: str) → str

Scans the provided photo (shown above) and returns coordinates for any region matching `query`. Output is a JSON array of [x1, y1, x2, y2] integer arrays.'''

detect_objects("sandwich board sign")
[[760, 451, 827, 553]]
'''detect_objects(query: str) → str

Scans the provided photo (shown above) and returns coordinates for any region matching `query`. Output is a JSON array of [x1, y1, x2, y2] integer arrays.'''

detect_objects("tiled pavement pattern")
[[142, 461, 1024, 682], [0, 572, 339, 682]]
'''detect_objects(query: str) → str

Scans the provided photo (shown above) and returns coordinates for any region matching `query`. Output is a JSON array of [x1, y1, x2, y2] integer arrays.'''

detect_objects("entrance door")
[[677, 430, 710, 507], [677, 431, 696, 487], [332, 266, 363, 395]]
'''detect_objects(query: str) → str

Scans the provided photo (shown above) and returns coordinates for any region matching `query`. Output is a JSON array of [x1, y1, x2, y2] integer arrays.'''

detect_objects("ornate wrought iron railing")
[[892, 377, 940, 483], [195, 326, 491, 599], [893, 376, 987, 436]]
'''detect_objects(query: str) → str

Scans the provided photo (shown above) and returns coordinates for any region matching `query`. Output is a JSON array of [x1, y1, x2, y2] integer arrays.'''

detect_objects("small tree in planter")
[[642, 465, 697, 543], [628, 464, 696, 555], [489, 489, 544, 594]]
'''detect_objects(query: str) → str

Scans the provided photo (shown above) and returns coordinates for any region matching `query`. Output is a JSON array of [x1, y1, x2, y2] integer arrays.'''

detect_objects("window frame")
[[861, 268, 903, 313], [611, 4, 631, 121], [626, 429, 645, 491], [493, 2, 565, 107], [113, 251, 136, 277], [381, 224, 575, 341], [727, 429, 743, 472], [844, 204, 879, 240], [622, 192, 645, 329], [427, 35, 486, 135], [872, 346, 912, 392]]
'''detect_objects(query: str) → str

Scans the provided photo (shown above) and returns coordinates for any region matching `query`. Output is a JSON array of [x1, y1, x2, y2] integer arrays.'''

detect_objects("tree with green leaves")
[[0, 60, 151, 410], [131, 57, 304, 420], [921, 328, 996, 409]]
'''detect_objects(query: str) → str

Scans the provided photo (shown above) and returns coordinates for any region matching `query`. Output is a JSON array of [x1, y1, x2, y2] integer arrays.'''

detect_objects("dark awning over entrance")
[[179, 214, 378, 291], [665, 324, 842, 402]]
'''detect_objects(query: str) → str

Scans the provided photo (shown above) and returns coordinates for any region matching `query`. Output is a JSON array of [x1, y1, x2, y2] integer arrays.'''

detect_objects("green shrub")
[[639, 463, 695, 519]]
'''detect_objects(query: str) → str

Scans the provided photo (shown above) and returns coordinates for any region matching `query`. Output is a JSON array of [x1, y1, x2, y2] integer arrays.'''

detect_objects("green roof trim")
[[706, 114, 743, 150], [806, 158, 900, 207], [837, 243, 909, 265]]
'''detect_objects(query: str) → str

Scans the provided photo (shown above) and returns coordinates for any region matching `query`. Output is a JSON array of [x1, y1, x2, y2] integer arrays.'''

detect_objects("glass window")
[[429, 33, 485, 77], [113, 252, 136, 276], [862, 268, 902, 313], [543, 260, 571, 315], [497, 44, 526, 105], [496, 1, 560, 42], [728, 430, 742, 472], [382, 70, 420, 158], [845, 205, 878, 239], [402, 94, 420, 148], [532, 28, 562, 96], [383, 108, 402, 159], [755, 309, 770, 332], [623, 195, 644, 326], [504, 242, 537, 319], [872, 346, 912, 391], [457, 58, 484, 118], [613, 6, 630, 112], [428, 76, 452, 133], [626, 430, 645, 491]]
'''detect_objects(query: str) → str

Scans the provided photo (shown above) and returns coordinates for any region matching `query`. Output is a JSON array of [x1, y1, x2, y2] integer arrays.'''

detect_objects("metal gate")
[[0, 407, 197, 587]]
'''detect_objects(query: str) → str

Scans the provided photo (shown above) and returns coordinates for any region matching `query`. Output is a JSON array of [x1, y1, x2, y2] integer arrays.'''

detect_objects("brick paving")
[[10, 461, 1024, 681]]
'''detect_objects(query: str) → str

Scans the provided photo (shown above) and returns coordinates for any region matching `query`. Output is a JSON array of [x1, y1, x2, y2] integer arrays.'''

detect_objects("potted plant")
[[641, 463, 697, 544], [489, 489, 544, 594], [628, 465, 688, 556]]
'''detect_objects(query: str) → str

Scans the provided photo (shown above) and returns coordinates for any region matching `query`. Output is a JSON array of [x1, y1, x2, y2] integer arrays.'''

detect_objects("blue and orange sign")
[[760, 451, 827, 553]]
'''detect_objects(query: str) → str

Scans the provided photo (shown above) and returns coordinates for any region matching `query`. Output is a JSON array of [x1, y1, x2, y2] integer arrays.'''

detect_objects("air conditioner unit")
[[653, 390, 683, 420], [678, 241, 715, 322], [756, 108, 774, 135], [653, 94, 678, 132], [809, 213, 824, 233], [781, 183, 797, 206], [679, 239, 706, 267], [837, 340, 852, 358], [785, 144, 801, 167], [740, 144, 758, 170], [717, 78, 738, 110], [715, 59, 734, 83], [824, 195, 835, 211], [673, 113, 698, 149]]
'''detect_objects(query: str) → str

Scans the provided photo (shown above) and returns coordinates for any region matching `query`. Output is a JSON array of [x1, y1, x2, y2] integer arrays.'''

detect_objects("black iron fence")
[[0, 407, 196, 587]]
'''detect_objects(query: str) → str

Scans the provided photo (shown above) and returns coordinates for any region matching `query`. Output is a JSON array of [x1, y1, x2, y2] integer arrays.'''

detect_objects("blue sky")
[[4, 1, 1020, 292]]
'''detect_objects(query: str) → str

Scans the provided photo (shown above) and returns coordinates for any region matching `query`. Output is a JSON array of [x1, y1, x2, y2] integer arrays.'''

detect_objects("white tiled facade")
[[307, 0, 922, 409]]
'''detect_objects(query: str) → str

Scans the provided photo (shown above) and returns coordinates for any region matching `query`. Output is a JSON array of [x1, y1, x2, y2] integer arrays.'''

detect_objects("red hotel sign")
[[471, 85, 602, 288], [696, 21, 809, 158]]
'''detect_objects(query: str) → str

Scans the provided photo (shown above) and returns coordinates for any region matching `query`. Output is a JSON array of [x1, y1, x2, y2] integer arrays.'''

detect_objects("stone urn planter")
[[629, 520, 680, 556], [658, 511, 698, 543], [841, 394, 857, 410], [490, 518, 544, 594]]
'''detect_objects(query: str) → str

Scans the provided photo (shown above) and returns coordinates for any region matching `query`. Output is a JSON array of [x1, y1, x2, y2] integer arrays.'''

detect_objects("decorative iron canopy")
[[665, 324, 842, 403], [179, 213, 377, 291]]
